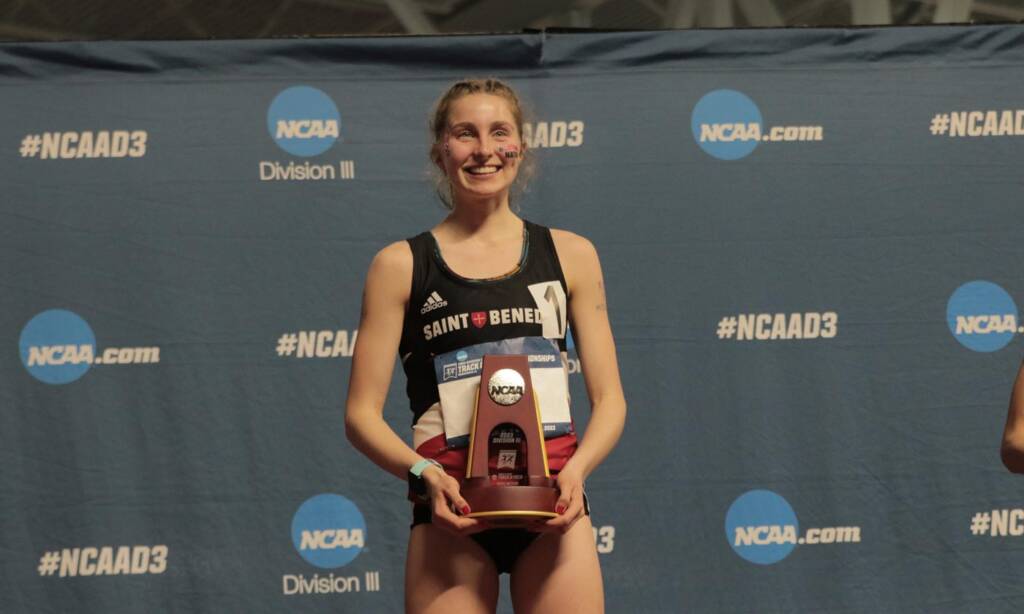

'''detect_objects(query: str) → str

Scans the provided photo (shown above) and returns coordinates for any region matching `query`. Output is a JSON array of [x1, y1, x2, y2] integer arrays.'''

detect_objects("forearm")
[[345, 410, 422, 481], [564, 398, 626, 479]]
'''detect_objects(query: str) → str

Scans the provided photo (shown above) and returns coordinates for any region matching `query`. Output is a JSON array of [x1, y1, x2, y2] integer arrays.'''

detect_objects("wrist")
[[408, 459, 443, 500], [561, 455, 589, 479]]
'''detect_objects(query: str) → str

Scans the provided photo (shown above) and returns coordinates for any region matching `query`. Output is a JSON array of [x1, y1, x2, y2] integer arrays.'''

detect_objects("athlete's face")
[[438, 93, 523, 203]]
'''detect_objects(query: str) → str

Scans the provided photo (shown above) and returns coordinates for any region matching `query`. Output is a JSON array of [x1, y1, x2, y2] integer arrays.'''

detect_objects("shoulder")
[[547, 228, 602, 292], [365, 240, 413, 300], [370, 240, 413, 273], [549, 228, 599, 266]]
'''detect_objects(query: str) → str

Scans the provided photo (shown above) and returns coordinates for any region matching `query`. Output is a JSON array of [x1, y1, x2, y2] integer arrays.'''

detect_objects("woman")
[[344, 79, 626, 614]]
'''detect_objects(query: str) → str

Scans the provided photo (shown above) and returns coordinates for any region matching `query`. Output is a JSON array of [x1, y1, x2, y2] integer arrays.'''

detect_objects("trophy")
[[461, 354, 559, 527]]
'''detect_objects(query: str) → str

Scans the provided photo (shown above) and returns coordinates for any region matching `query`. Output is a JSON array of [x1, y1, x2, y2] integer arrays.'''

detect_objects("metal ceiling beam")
[[665, 0, 698, 28], [737, 0, 783, 26], [667, 0, 735, 29], [298, 0, 457, 16], [525, 1, 611, 31], [165, 0, 210, 38], [637, 0, 666, 18], [0, 23, 90, 41], [566, 0, 613, 28], [701, 0, 734, 27], [384, 0, 439, 33], [23, 0, 64, 29], [970, 0, 1024, 20], [567, 9, 592, 28], [783, 0, 832, 23], [850, 0, 892, 24], [441, 0, 562, 32], [257, 0, 296, 37], [933, 0, 973, 22]]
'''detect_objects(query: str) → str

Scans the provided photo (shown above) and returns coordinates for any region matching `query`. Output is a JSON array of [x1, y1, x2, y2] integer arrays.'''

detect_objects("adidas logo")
[[420, 291, 449, 315]]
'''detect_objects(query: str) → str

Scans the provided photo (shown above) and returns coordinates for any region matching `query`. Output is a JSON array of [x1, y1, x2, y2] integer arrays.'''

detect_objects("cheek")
[[445, 140, 473, 161], [444, 144, 481, 173], [496, 144, 521, 160]]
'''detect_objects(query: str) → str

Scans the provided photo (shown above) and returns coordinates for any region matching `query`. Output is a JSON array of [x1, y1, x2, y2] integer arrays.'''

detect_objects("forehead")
[[446, 93, 517, 126]]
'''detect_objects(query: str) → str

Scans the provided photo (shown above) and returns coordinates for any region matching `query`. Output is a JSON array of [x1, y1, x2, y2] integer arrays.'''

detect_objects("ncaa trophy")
[[461, 354, 559, 527]]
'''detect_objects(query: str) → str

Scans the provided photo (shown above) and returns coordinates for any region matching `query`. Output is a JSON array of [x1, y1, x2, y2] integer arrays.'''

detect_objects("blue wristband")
[[408, 459, 443, 500], [409, 458, 442, 477]]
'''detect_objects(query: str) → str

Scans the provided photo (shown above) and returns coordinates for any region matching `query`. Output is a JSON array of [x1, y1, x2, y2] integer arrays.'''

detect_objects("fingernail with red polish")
[[461, 505, 471, 515], [555, 504, 566, 514]]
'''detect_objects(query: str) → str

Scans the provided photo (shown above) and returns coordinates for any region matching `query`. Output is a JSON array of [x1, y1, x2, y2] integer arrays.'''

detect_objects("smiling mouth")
[[465, 165, 501, 175]]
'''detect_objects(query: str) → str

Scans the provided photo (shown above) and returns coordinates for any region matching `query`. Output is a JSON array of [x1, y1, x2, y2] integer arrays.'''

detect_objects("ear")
[[430, 143, 446, 173]]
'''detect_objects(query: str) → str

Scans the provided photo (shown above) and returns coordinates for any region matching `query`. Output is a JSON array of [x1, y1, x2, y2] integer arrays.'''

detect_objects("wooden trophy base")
[[462, 476, 559, 527]]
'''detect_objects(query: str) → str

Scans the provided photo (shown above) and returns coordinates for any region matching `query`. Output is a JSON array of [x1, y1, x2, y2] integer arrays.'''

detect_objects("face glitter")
[[497, 144, 520, 159]]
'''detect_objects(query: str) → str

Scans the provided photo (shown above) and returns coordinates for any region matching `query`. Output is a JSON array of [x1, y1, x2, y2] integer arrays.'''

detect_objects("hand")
[[422, 466, 488, 536], [541, 463, 586, 534]]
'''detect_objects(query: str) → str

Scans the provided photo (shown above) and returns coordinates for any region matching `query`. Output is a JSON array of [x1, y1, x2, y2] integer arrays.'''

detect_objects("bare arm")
[[344, 241, 422, 479], [1001, 362, 1024, 473], [546, 230, 627, 530], [344, 241, 482, 533], [554, 230, 627, 478]]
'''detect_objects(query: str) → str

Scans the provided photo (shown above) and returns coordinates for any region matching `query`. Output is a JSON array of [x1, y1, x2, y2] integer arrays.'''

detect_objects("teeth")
[[466, 166, 498, 175]]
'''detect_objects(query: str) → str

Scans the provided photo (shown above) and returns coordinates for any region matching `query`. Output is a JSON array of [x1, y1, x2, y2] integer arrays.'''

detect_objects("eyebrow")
[[448, 121, 514, 131]]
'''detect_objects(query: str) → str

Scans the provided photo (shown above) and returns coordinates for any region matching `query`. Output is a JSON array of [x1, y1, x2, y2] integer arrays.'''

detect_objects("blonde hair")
[[428, 78, 535, 210]]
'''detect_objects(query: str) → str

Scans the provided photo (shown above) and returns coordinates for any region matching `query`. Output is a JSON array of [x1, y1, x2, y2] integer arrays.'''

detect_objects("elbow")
[[344, 416, 355, 443], [343, 410, 362, 446], [1001, 438, 1024, 474], [614, 398, 628, 426], [615, 401, 628, 430]]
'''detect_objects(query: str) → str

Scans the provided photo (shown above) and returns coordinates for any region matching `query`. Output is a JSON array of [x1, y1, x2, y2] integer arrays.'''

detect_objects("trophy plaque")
[[461, 354, 559, 527]]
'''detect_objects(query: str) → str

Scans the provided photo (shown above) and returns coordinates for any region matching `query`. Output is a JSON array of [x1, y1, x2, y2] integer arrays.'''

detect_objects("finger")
[[542, 509, 583, 533], [428, 475, 470, 516], [431, 488, 474, 524], [544, 492, 584, 532], [457, 519, 489, 536], [553, 473, 582, 514], [554, 492, 571, 516], [554, 483, 580, 516], [433, 503, 486, 535], [448, 490, 472, 517]]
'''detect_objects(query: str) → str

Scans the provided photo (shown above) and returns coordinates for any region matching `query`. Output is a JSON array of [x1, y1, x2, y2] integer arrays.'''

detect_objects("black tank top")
[[399, 220, 570, 424]]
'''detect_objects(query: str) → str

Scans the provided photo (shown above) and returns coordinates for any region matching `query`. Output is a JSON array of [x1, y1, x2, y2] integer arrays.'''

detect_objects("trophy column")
[[461, 355, 559, 527]]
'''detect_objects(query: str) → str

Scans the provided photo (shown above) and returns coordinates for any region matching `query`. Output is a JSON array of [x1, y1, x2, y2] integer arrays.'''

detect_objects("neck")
[[442, 194, 521, 239]]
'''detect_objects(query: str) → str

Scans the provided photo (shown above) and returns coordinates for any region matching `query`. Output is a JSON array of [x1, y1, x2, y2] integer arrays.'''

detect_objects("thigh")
[[405, 523, 500, 614], [509, 516, 604, 614]]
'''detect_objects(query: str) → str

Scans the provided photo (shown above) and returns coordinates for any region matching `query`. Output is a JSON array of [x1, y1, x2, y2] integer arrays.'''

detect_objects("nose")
[[473, 135, 495, 159]]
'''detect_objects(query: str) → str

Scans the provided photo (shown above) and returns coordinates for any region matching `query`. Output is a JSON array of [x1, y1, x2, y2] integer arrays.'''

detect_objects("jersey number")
[[528, 281, 567, 340]]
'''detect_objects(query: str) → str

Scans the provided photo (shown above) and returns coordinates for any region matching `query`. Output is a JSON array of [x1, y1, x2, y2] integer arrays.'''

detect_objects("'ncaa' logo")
[[691, 89, 763, 160], [20, 309, 96, 385], [268, 86, 341, 157], [488, 368, 526, 406], [947, 280, 1019, 352], [291, 494, 366, 569], [725, 490, 798, 565]]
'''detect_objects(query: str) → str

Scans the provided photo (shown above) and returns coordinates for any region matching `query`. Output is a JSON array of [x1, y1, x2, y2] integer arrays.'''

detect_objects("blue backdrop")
[[4, 24, 1024, 613]]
